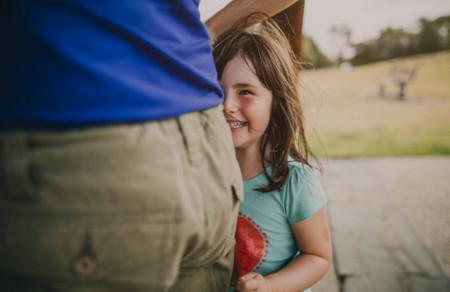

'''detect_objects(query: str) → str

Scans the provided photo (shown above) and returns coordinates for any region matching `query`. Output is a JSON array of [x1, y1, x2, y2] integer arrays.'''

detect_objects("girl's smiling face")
[[221, 53, 273, 151]]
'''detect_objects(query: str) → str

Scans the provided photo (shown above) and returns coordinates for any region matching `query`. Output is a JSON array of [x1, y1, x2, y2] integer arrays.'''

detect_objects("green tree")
[[351, 40, 379, 65], [330, 25, 353, 63], [377, 28, 415, 59], [416, 18, 441, 53], [434, 15, 450, 49], [349, 14, 450, 66], [301, 36, 332, 68]]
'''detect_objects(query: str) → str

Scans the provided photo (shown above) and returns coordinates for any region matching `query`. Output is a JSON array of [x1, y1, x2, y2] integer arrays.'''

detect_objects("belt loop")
[[175, 117, 192, 165], [0, 132, 34, 200]]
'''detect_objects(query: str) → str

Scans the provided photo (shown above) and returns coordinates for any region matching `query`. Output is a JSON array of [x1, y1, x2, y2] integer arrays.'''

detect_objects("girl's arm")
[[205, 0, 299, 42], [236, 207, 332, 292]]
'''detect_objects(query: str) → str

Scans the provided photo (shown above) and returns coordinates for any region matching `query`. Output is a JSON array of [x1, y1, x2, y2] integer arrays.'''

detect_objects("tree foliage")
[[301, 36, 332, 69], [350, 15, 450, 66]]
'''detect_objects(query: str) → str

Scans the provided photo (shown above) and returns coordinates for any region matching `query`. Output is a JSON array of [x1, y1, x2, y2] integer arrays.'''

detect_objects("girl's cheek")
[[241, 98, 254, 107]]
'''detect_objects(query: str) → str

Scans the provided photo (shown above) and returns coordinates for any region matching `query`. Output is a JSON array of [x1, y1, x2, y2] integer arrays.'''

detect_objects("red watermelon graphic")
[[232, 213, 268, 282]]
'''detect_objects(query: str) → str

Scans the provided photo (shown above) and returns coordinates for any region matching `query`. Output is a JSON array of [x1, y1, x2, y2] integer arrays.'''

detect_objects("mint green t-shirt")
[[231, 162, 326, 291]]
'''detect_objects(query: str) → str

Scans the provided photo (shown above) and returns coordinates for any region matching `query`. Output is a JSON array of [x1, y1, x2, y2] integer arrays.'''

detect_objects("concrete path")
[[312, 157, 450, 292]]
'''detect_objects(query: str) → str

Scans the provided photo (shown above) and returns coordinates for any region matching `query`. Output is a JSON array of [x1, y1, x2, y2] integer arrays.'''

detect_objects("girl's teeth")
[[229, 121, 246, 129]]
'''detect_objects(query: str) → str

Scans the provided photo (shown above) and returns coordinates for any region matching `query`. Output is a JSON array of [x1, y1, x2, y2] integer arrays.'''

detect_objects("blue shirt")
[[231, 162, 327, 291], [0, 0, 223, 129]]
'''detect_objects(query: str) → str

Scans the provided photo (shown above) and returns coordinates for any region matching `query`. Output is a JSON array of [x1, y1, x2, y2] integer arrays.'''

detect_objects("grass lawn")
[[300, 50, 450, 157]]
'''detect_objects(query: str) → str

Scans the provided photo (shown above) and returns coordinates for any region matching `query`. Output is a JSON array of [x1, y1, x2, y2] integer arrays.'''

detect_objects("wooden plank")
[[345, 275, 404, 292], [322, 159, 448, 291], [272, 0, 304, 58], [344, 275, 450, 292], [407, 276, 450, 292], [344, 277, 374, 292]]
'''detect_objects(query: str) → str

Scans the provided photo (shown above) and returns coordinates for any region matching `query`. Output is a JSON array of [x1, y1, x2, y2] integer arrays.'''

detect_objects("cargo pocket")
[[89, 215, 173, 276], [0, 214, 175, 286]]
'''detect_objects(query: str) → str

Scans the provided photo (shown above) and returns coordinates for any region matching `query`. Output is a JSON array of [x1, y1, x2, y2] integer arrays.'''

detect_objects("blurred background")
[[201, 1, 450, 291]]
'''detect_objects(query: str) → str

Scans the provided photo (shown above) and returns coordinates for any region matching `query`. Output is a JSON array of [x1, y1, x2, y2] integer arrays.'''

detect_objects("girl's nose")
[[223, 94, 238, 114]]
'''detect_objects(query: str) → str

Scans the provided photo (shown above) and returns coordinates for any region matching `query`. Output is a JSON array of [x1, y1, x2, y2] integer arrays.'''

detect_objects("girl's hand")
[[236, 272, 273, 292]]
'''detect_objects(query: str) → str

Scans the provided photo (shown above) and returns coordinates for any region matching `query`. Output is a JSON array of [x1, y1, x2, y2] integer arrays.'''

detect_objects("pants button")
[[72, 255, 97, 275]]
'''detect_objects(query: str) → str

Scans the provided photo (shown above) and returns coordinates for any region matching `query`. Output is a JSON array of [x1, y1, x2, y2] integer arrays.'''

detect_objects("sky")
[[199, 0, 450, 58]]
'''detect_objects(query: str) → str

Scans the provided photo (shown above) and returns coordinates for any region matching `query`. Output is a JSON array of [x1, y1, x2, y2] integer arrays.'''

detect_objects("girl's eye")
[[239, 90, 253, 96]]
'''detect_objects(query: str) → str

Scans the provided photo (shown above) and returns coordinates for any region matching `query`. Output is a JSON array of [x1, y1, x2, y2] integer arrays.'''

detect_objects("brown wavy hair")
[[213, 19, 316, 192]]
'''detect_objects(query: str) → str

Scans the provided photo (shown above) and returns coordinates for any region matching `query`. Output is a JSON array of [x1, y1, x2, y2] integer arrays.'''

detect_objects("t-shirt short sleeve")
[[282, 163, 327, 224]]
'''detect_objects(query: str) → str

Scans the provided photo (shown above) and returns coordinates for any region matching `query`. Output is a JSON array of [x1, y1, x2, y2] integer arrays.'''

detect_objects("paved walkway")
[[312, 157, 450, 292]]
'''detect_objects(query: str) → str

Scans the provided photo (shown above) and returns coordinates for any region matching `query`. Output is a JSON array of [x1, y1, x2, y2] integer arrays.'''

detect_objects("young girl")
[[214, 20, 332, 292]]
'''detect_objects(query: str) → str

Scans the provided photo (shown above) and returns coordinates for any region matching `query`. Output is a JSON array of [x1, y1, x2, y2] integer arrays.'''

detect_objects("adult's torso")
[[0, 0, 223, 129]]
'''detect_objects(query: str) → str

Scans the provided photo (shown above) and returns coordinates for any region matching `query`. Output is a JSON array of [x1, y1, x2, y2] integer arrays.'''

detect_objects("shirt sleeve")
[[282, 163, 327, 224]]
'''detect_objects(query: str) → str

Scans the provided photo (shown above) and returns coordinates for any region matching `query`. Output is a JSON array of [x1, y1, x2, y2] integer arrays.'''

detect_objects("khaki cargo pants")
[[0, 105, 243, 292]]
